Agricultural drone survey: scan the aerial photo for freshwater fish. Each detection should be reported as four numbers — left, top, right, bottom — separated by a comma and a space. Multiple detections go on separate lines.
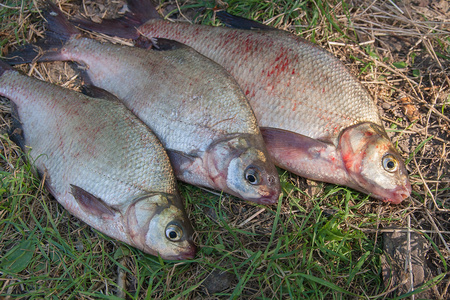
0, 60, 196, 260
73, 0, 411, 203
9, 1, 281, 205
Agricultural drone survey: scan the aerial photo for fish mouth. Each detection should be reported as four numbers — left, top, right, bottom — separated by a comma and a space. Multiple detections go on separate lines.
257, 195, 279, 205
382, 184, 412, 204
253, 185, 280, 205
164, 243, 197, 260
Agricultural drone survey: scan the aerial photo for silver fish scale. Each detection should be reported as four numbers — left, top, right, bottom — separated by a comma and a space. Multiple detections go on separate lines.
63, 37, 259, 154
0, 71, 177, 207
141, 21, 382, 144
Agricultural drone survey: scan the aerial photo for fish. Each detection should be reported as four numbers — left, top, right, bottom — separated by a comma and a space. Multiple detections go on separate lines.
8, 1, 281, 205
72, 0, 411, 204
0, 60, 196, 260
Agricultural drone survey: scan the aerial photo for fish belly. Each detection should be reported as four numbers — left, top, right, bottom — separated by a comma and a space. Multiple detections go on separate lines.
0, 70, 176, 213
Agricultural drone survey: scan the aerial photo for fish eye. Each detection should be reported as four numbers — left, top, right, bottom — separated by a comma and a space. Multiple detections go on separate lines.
382, 154, 398, 173
245, 167, 260, 185
165, 224, 183, 242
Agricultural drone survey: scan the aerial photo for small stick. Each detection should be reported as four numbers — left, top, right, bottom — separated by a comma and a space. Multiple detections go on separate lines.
388, 0, 404, 14
116, 258, 127, 299
425, 210, 450, 257
238, 208, 266, 227
406, 215, 414, 298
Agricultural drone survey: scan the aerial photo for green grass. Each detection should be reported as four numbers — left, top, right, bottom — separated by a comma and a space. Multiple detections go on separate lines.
1, 0, 449, 298
0, 136, 411, 298
0, 148, 447, 297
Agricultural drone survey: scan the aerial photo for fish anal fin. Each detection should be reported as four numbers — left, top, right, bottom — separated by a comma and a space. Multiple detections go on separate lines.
8, 102, 26, 151
260, 127, 351, 185
80, 85, 119, 102
135, 36, 187, 51
70, 185, 117, 220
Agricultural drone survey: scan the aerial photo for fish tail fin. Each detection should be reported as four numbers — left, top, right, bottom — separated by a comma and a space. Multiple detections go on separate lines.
6, 42, 65, 65
6, 1, 78, 65
43, 1, 80, 41
72, 0, 161, 39
127, 0, 162, 23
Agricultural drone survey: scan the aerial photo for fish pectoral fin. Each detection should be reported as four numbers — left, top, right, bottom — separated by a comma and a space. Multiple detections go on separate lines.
70, 185, 118, 220
166, 149, 197, 174
260, 127, 346, 182
166, 149, 209, 185
260, 127, 334, 156
216, 11, 276, 31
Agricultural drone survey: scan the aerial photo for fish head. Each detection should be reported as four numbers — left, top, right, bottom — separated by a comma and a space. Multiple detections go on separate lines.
126, 193, 196, 260
207, 134, 280, 205
339, 123, 411, 204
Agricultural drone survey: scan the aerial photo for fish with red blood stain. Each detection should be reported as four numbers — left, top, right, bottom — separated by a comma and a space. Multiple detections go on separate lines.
0, 60, 196, 260
8, 1, 280, 205
71, 0, 411, 204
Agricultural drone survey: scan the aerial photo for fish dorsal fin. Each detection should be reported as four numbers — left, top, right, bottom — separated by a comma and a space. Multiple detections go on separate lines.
216, 11, 275, 31
70, 185, 118, 219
